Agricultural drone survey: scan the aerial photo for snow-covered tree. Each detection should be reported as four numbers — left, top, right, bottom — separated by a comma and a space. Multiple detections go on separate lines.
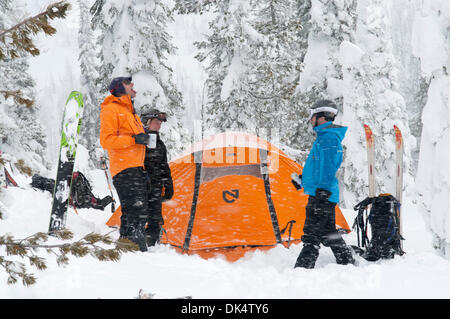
339, 0, 413, 207
0, 56, 46, 162
174, 0, 220, 14
91, 0, 188, 159
413, 0, 450, 258
290, 0, 358, 164
280, 0, 313, 162
78, 0, 102, 155
179, 0, 303, 148
0, 0, 66, 171
248, 0, 303, 142
390, 0, 429, 174
188, 0, 254, 132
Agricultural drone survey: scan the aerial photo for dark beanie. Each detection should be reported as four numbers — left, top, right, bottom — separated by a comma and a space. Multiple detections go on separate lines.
108, 77, 132, 96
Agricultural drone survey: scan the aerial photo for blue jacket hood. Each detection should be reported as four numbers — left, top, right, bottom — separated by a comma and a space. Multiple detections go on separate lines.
314, 121, 348, 142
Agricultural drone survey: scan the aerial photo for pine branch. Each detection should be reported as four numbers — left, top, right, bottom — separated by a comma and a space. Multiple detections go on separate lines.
0, 90, 34, 108
0, 1, 70, 60
174, 0, 220, 14
0, 229, 139, 286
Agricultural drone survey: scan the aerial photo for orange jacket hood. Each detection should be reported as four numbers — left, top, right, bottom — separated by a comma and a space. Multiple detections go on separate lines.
100, 94, 133, 111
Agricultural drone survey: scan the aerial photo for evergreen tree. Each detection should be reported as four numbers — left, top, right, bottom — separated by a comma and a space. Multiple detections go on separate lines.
293, 0, 312, 63
340, 0, 412, 206
78, 0, 102, 156
248, 0, 303, 141
174, 0, 220, 14
289, 0, 357, 163
91, 0, 187, 158
412, 0, 450, 257
179, 0, 302, 148
192, 1, 249, 132
0, 1, 69, 170
0, 0, 69, 109
390, 0, 430, 174
0, 56, 46, 161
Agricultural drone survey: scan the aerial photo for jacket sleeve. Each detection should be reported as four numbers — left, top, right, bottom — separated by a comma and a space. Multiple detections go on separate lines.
316, 134, 341, 190
160, 142, 173, 185
100, 105, 135, 150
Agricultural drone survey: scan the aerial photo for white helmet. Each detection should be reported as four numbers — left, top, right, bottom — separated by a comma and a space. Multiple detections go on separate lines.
309, 99, 338, 121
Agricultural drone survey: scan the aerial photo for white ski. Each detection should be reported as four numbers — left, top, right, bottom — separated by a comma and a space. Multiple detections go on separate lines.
394, 125, 404, 250
364, 124, 376, 198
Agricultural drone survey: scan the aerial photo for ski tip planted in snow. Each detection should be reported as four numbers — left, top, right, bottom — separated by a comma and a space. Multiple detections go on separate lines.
363, 124, 373, 145
393, 125, 403, 141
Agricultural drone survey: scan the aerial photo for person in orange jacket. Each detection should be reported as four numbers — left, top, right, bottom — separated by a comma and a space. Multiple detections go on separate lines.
100, 76, 151, 252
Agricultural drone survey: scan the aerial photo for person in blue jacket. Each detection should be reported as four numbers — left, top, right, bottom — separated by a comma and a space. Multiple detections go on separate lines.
292, 99, 354, 269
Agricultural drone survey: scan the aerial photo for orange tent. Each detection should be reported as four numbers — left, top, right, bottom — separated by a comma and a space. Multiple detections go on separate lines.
106, 132, 350, 261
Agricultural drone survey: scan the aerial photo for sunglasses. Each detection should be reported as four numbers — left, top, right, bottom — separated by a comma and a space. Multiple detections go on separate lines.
122, 79, 132, 85
309, 106, 338, 120
147, 112, 168, 122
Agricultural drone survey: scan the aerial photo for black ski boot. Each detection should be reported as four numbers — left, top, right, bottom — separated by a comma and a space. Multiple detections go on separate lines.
145, 225, 160, 247
330, 244, 355, 265
294, 243, 320, 269
145, 216, 163, 247
126, 217, 148, 252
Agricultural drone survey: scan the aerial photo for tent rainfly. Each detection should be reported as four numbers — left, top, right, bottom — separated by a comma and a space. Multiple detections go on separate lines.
107, 132, 350, 261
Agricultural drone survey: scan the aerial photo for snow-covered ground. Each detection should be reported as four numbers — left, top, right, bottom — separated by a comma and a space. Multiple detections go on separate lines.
1, 147, 450, 299
2, 0, 450, 301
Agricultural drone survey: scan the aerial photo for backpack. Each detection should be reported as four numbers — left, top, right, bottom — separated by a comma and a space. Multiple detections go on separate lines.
31, 171, 113, 210
353, 194, 405, 261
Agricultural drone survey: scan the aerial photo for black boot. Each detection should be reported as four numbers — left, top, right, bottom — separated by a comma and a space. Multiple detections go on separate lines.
294, 243, 320, 269
145, 226, 160, 247
119, 214, 129, 238
330, 244, 355, 265
126, 217, 148, 252
145, 216, 163, 247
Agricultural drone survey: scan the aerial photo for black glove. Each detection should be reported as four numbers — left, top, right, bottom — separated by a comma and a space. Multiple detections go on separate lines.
291, 173, 302, 190
162, 180, 174, 201
134, 133, 149, 145
315, 188, 331, 202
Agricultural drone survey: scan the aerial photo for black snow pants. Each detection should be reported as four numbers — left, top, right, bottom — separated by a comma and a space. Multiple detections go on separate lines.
295, 196, 354, 269
113, 167, 149, 252
145, 178, 164, 247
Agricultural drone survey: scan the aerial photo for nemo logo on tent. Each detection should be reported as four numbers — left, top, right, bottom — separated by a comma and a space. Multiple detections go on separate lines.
222, 189, 239, 203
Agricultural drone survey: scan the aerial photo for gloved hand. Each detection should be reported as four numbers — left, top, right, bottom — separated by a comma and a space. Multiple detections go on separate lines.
162, 180, 174, 201
291, 173, 303, 190
315, 188, 331, 202
134, 133, 149, 145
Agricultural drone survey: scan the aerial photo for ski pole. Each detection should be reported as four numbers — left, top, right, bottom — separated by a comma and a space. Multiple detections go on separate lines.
101, 156, 116, 213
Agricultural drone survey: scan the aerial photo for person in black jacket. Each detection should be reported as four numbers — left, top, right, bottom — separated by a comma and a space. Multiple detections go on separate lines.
141, 109, 174, 247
